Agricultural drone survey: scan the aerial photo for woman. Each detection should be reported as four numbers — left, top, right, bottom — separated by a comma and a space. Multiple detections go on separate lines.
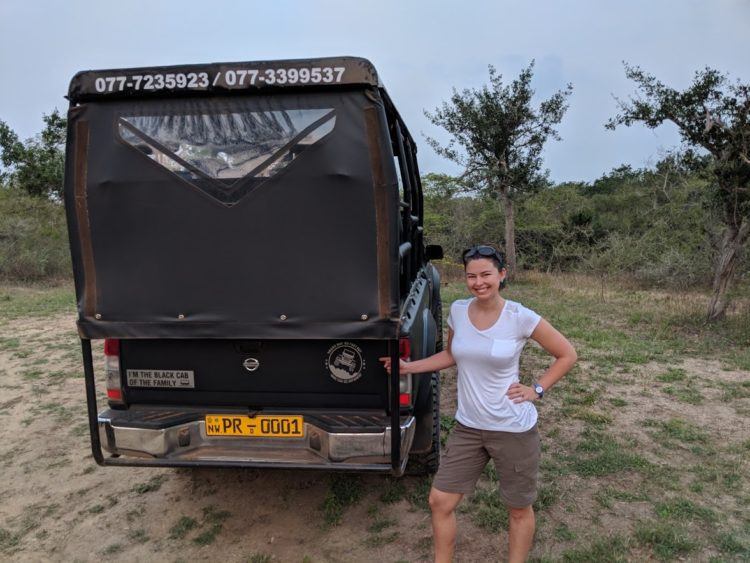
381, 245, 576, 563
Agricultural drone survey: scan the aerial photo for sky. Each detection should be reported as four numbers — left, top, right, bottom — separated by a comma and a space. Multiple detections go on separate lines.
1, 0, 748, 183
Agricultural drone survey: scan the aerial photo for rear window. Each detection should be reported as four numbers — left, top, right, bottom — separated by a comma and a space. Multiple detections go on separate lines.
117, 107, 336, 192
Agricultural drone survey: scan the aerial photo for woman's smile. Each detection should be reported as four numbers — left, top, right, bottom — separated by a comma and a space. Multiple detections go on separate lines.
465, 257, 505, 298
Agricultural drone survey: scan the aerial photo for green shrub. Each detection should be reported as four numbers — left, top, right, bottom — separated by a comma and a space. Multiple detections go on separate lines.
0, 188, 69, 282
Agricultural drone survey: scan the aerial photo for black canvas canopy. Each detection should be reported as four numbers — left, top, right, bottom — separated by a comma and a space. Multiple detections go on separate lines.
64, 58, 404, 340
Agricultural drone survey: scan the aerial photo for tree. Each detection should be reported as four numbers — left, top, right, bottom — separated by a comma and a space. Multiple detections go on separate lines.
0, 110, 66, 199
425, 61, 572, 275
607, 64, 750, 320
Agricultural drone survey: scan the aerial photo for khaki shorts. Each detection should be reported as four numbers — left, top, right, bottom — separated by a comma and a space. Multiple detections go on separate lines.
432, 421, 541, 508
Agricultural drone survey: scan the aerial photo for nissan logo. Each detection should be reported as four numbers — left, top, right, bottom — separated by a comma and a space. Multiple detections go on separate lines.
243, 357, 260, 372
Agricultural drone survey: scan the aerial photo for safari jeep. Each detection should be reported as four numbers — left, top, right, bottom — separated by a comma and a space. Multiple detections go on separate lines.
63, 57, 443, 475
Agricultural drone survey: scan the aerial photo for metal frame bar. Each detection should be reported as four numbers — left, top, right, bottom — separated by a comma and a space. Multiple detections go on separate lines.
81, 338, 104, 464
389, 338, 402, 474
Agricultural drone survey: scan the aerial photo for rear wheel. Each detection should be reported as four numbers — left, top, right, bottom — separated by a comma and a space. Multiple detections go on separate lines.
433, 293, 444, 353
406, 372, 440, 475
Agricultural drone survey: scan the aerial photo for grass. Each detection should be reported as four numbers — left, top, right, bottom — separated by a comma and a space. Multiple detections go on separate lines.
560, 535, 630, 562
0, 284, 75, 321
717, 379, 750, 400
466, 486, 509, 532
33, 402, 74, 424
0, 504, 59, 553
689, 458, 745, 492
0, 273, 747, 561
714, 530, 750, 557
635, 520, 698, 560
643, 418, 709, 448
554, 524, 576, 541
661, 383, 704, 405
562, 407, 612, 425
0, 528, 20, 552
439, 414, 456, 446
406, 476, 431, 511
569, 428, 650, 477
320, 474, 363, 526
657, 368, 687, 382
127, 528, 149, 543
363, 531, 399, 547
654, 497, 717, 523
102, 543, 123, 555
169, 516, 198, 539
593, 486, 648, 509
504, 273, 749, 371
192, 506, 231, 546
363, 507, 399, 547
0, 337, 20, 351
367, 517, 396, 534
379, 478, 406, 504
125, 507, 145, 522
131, 474, 167, 494
533, 484, 560, 512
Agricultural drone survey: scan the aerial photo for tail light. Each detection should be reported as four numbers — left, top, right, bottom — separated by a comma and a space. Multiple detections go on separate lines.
104, 338, 124, 404
398, 336, 412, 407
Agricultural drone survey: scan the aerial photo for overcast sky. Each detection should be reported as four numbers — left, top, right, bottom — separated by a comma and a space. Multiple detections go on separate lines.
1, 0, 748, 182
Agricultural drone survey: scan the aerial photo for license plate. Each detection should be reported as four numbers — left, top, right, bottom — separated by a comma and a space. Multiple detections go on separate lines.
126, 369, 195, 388
204, 415, 305, 438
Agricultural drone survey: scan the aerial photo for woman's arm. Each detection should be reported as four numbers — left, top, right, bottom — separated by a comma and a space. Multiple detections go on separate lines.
380, 329, 456, 374
507, 319, 577, 403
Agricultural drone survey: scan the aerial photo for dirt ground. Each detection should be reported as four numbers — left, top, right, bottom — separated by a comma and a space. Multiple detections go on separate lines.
0, 313, 466, 562
1, 309, 748, 562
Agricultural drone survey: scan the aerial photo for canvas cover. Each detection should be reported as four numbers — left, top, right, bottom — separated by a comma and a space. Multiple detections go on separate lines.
64, 83, 401, 340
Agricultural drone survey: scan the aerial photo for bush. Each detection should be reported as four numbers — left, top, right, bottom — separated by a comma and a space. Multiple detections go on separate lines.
0, 187, 70, 282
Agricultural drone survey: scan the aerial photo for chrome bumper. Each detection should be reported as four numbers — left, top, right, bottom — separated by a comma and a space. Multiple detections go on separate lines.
98, 407, 415, 469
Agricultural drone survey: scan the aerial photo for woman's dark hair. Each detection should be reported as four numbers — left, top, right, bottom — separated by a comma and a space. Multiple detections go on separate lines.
461, 244, 507, 288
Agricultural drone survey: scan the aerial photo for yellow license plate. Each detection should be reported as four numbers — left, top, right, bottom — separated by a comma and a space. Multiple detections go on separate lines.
205, 415, 304, 438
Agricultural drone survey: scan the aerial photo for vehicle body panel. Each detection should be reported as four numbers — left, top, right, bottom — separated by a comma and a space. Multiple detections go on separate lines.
64, 57, 441, 475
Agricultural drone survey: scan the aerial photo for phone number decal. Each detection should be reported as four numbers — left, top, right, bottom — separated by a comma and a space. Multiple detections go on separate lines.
93, 66, 347, 93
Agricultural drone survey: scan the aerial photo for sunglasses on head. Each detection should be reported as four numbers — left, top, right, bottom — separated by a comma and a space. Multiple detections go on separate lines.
462, 245, 505, 265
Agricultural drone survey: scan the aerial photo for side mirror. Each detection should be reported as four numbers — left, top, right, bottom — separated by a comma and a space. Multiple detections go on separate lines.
425, 245, 444, 261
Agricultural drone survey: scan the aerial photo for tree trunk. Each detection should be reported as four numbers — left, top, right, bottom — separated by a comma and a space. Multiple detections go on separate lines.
499, 187, 517, 278
707, 219, 749, 321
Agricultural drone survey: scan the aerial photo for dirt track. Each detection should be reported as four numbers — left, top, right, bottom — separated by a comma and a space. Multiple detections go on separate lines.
2, 306, 748, 562
0, 313, 467, 562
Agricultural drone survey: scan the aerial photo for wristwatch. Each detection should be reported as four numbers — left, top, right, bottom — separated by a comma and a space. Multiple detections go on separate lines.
533, 383, 544, 399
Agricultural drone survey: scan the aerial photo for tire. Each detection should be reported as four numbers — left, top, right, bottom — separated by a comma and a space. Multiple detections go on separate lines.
433, 293, 444, 353
406, 372, 441, 475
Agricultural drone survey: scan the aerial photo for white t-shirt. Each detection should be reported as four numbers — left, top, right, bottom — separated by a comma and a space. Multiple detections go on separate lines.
447, 298, 542, 432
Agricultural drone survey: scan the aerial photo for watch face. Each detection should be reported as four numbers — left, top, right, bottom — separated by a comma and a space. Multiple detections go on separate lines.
534, 385, 543, 394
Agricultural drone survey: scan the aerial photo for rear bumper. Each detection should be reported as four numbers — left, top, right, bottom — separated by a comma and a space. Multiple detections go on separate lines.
97, 406, 415, 472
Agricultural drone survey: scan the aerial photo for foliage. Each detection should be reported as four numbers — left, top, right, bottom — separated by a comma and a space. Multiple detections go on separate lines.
0, 110, 66, 199
0, 187, 70, 282
425, 62, 572, 272
423, 173, 503, 260
425, 61, 572, 194
607, 64, 750, 319
423, 156, 740, 289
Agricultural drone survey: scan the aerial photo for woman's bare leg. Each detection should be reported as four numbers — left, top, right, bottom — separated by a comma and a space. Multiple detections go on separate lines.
429, 487, 463, 563
508, 505, 535, 563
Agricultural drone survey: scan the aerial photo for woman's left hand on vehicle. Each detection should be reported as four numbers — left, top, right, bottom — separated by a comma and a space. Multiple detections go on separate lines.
379, 356, 413, 375
506, 382, 538, 403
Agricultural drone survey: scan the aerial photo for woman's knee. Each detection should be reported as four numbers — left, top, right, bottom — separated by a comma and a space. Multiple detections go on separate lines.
429, 488, 462, 515
508, 505, 534, 521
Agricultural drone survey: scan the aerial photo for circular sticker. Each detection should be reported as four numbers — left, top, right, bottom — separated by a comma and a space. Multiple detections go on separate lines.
325, 342, 365, 383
